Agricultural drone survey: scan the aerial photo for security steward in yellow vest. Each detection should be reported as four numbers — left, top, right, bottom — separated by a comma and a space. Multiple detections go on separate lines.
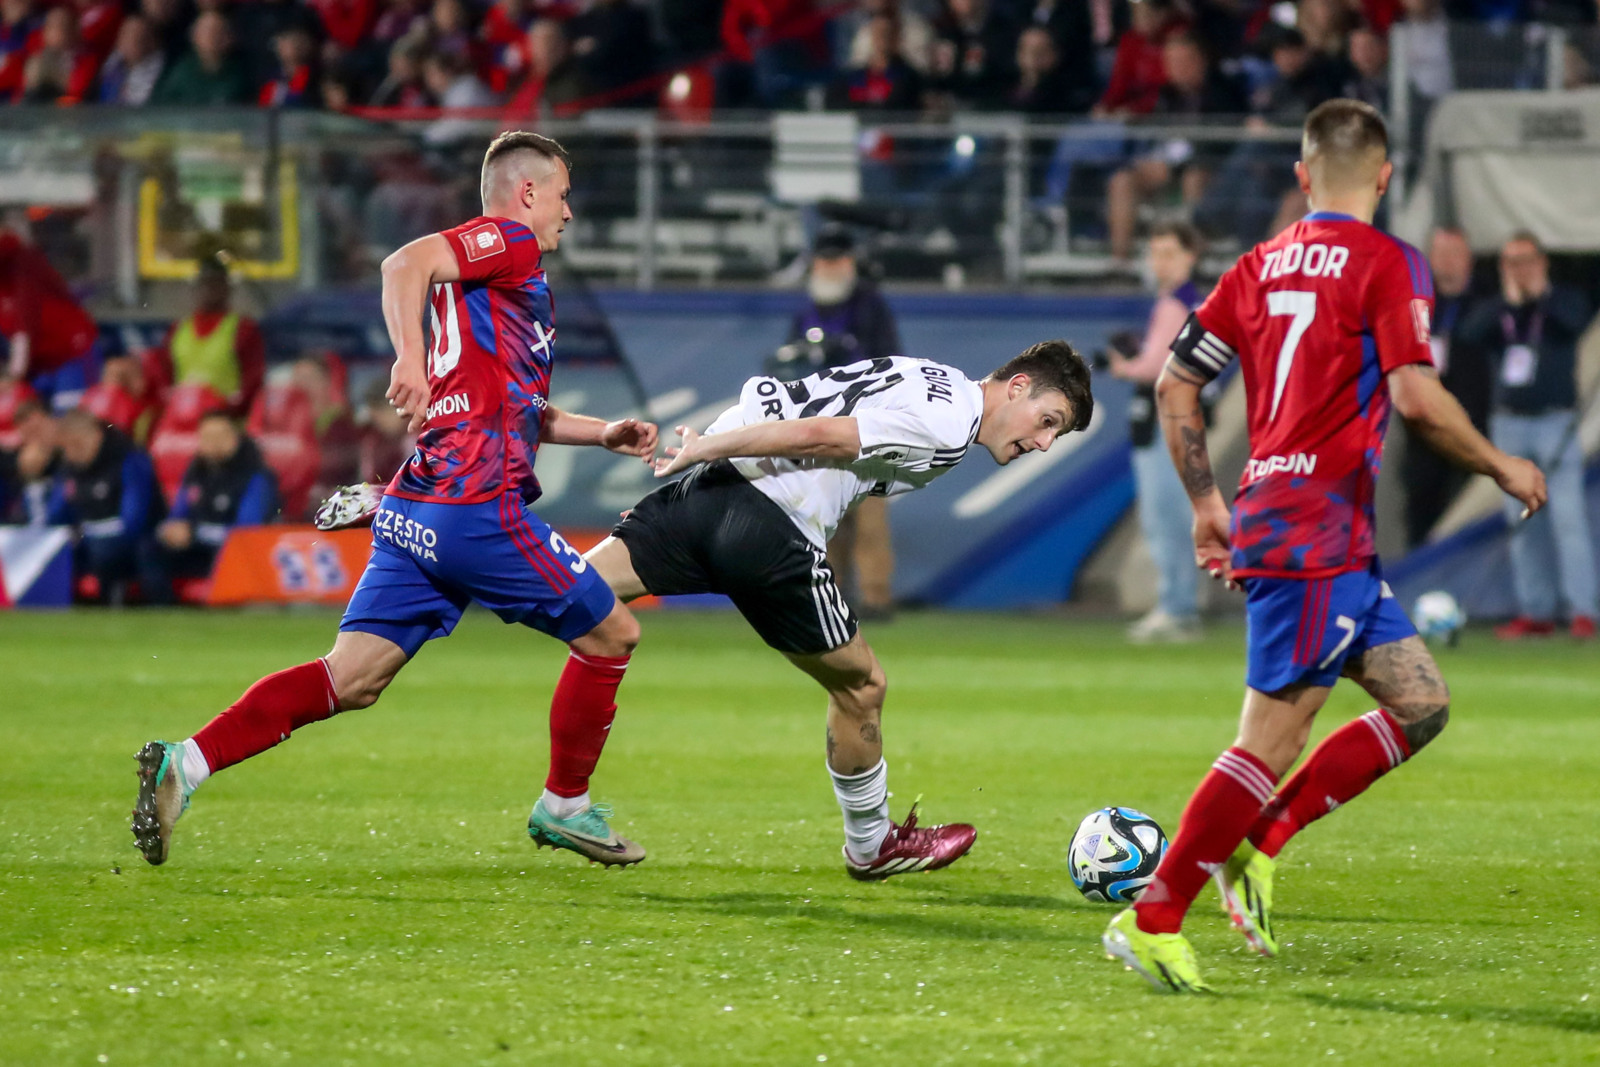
150, 258, 265, 417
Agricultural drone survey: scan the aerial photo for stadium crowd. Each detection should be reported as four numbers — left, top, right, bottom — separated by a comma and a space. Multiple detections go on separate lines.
0, 0, 1591, 114
0, 247, 415, 604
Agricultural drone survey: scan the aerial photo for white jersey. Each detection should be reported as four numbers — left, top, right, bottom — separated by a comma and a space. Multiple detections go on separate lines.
704, 357, 984, 547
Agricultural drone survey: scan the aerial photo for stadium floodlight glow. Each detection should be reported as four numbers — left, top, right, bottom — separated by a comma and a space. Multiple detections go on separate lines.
667, 73, 692, 102
954, 135, 976, 158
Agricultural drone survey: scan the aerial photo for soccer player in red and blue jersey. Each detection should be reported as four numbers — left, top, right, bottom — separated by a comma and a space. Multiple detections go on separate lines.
131, 132, 660, 869
1102, 100, 1548, 992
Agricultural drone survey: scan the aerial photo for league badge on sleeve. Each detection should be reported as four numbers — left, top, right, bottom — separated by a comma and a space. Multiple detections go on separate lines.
1410, 299, 1431, 344
460, 223, 506, 263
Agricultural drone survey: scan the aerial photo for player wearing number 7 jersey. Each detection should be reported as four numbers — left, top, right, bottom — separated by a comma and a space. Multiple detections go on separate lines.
1102, 100, 1548, 992
130, 133, 661, 869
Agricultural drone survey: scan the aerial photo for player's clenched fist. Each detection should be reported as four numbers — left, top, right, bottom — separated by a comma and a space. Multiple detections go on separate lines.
1191, 492, 1235, 589
387, 357, 431, 434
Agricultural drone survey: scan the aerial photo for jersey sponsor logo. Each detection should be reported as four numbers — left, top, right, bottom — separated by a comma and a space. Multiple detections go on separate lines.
373, 507, 439, 561
1259, 243, 1348, 282
459, 223, 505, 263
1245, 452, 1318, 482
1410, 298, 1431, 344
427, 392, 471, 420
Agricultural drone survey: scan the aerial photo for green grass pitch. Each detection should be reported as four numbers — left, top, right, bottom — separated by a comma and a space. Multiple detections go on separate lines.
3, 608, 1598, 1065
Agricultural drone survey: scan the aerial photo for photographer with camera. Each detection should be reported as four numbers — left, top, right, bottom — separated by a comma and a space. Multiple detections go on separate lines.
1104, 222, 1210, 643
767, 224, 901, 622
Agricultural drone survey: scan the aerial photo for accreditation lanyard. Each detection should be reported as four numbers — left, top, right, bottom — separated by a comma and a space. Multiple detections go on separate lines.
1499, 303, 1543, 388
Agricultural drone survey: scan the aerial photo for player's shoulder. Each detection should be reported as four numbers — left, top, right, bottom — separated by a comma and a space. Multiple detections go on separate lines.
440, 215, 541, 269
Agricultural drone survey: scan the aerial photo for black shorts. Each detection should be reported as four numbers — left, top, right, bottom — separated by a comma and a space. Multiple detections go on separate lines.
613, 460, 858, 656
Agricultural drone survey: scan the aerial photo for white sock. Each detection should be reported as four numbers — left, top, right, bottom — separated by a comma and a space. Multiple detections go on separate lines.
830, 759, 891, 863
540, 789, 589, 819
179, 738, 210, 792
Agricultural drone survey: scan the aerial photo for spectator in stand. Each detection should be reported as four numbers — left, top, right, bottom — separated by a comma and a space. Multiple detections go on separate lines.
291, 356, 360, 516
140, 409, 278, 604
1342, 22, 1389, 110
319, 55, 363, 109
233, 0, 311, 89
720, 0, 828, 108
1104, 33, 1246, 265
427, 0, 477, 65
355, 374, 413, 484
140, 0, 188, 65
259, 22, 321, 107
1403, 226, 1489, 546
992, 24, 1076, 114
827, 13, 923, 113
1194, 26, 1346, 245
20, 6, 101, 103
1015, 0, 1100, 113
1108, 221, 1210, 643
506, 17, 591, 115
98, 14, 167, 105
1396, 0, 1452, 150
372, 0, 428, 52
84, 354, 160, 443
0, 226, 101, 413
1093, 0, 1186, 118
148, 258, 266, 419
46, 407, 163, 605
567, 0, 654, 101
0, 0, 41, 102
1459, 233, 1596, 641
0, 397, 55, 524
420, 50, 499, 145
309, 0, 377, 55
1297, 0, 1354, 58
846, 0, 934, 73
150, 11, 252, 106
929, 0, 1016, 107
73, 0, 123, 61
369, 32, 431, 107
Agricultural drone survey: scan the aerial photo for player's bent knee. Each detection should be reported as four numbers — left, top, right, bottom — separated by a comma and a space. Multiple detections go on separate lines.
1399, 704, 1449, 753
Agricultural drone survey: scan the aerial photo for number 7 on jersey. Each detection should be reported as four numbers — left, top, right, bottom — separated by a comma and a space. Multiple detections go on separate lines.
1267, 290, 1317, 422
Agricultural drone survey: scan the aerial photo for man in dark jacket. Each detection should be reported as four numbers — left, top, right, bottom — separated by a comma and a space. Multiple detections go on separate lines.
1458, 233, 1596, 640
139, 410, 278, 604
46, 408, 164, 603
779, 225, 901, 621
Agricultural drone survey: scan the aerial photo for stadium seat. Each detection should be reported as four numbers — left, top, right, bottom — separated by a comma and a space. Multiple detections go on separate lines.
148, 383, 229, 505
248, 382, 321, 519
0, 378, 40, 448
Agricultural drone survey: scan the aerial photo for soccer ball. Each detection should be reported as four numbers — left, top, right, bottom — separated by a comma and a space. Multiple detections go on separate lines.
1068, 807, 1168, 904
1413, 590, 1466, 646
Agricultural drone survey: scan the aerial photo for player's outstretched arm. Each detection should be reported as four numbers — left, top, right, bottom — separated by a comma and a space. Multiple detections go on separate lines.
380, 233, 460, 433
1157, 360, 1235, 585
1388, 363, 1547, 519
653, 418, 861, 478
540, 406, 659, 460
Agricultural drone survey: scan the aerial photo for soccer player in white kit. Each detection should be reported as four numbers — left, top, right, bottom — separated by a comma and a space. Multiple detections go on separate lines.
587, 341, 1094, 879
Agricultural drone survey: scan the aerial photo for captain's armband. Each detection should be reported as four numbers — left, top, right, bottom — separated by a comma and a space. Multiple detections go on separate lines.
1168, 313, 1236, 384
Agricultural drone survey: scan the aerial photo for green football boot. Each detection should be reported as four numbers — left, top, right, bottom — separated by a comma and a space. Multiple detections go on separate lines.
1102, 908, 1212, 994
1215, 840, 1279, 957
131, 741, 193, 866
528, 798, 646, 866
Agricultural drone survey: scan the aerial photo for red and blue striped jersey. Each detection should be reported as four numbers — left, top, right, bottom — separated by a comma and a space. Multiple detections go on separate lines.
387, 216, 555, 505
1189, 212, 1435, 578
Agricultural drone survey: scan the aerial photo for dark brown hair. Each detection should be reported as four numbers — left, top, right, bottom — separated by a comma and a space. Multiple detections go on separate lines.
1149, 220, 1202, 256
990, 340, 1094, 433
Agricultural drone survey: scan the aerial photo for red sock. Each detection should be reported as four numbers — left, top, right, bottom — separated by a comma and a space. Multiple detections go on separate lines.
1134, 747, 1278, 934
544, 651, 630, 798
1248, 709, 1410, 859
192, 660, 341, 774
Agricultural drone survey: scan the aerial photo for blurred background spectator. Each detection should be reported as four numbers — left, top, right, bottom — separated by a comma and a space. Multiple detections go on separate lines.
47, 407, 163, 604
97, 14, 166, 104
150, 10, 250, 106
147, 258, 266, 419
140, 408, 278, 603
845, 0, 933, 74
506, 16, 591, 114
0, 224, 101, 412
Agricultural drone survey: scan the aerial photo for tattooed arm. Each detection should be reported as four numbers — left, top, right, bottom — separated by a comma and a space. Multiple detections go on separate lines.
1156, 359, 1234, 584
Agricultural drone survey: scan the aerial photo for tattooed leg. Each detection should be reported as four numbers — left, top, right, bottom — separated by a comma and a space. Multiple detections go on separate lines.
786, 632, 886, 776
1344, 635, 1451, 751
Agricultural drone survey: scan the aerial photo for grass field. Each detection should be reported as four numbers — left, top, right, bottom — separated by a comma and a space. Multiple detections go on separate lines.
3, 608, 1598, 1066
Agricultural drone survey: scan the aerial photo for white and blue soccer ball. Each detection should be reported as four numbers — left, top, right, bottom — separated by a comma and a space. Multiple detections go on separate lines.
1413, 590, 1466, 646
1068, 806, 1168, 904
